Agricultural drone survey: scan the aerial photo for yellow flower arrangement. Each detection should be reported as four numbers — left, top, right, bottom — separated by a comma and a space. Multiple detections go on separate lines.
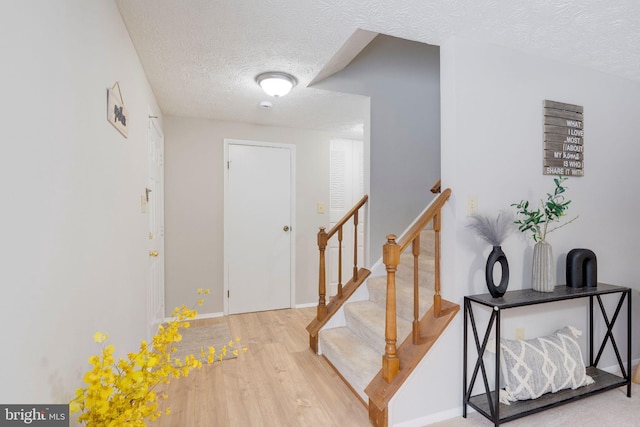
70, 288, 244, 426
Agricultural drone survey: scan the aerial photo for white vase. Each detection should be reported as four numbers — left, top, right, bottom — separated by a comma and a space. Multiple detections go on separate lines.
532, 240, 555, 292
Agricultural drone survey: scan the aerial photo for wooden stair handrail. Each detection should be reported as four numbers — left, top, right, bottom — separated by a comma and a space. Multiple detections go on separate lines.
430, 179, 441, 194
325, 194, 368, 239
381, 188, 452, 384
308, 194, 369, 353
397, 188, 450, 253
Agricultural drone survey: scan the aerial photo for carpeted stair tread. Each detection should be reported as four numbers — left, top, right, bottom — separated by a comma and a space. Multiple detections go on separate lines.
396, 253, 435, 284
394, 229, 436, 256
317, 226, 438, 404
366, 276, 435, 321
419, 229, 436, 256
318, 326, 382, 402
344, 301, 412, 354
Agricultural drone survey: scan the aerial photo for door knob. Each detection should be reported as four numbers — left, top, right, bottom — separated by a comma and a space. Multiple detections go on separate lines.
149, 251, 159, 257
283, 225, 290, 232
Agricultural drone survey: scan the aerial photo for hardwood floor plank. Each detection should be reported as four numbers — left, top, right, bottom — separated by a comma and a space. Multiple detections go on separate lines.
292, 349, 370, 425
259, 343, 336, 426
150, 307, 369, 426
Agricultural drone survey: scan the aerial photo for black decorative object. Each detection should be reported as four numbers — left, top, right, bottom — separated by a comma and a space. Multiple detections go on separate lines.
566, 248, 597, 288
485, 245, 509, 297
467, 212, 514, 298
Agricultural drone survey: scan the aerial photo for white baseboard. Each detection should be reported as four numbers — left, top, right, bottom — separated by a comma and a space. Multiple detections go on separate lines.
601, 357, 640, 374
164, 304, 322, 323
393, 358, 640, 427
163, 311, 224, 323
393, 407, 471, 427
194, 311, 225, 319
295, 302, 318, 309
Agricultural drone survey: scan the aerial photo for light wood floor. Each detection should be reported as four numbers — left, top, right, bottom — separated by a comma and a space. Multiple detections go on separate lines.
149, 307, 370, 427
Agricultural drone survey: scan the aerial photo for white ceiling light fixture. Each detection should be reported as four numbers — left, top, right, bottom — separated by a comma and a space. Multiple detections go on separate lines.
256, 72, 297, 97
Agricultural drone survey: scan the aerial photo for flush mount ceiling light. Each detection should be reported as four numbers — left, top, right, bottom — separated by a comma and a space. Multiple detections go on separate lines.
255, 72, 297, 97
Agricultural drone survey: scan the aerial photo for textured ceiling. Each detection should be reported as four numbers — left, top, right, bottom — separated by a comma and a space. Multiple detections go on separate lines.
116, 0, 640, 138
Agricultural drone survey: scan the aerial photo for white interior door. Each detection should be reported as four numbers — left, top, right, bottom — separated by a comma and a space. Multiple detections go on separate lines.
328, 138, 364, 296
225, 140, 294, 314
147, 117, 165, 332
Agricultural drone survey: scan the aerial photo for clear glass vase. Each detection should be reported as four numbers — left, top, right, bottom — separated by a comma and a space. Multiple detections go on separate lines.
532, 240, 554, 292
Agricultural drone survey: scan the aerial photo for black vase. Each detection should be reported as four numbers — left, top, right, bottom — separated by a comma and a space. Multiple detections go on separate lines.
566, 248, 597, 288
485, 245, 509, 298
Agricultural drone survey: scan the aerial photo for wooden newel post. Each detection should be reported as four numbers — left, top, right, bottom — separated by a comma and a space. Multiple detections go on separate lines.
382, 234, 400, 383
317, 227, 329, 320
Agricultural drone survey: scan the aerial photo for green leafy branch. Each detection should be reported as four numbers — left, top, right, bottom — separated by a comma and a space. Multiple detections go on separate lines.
511, 176, 578, 242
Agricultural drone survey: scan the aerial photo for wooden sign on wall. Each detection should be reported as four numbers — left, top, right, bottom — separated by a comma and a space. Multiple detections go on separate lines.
107, 82, 129, 138
543, 100, 583, 176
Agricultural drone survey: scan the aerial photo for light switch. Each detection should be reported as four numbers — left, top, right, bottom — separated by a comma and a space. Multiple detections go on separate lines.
317, 202, 325, 214
466, 195, 478, 216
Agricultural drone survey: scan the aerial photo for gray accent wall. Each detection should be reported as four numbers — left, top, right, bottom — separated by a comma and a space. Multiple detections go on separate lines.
312, 35, 440, 261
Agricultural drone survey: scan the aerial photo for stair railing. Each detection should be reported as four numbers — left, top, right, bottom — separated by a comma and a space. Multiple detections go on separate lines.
316, 194, 369, 320
430, 179, 441, 194
307, 195, 371, 353
382, 188, 452, 383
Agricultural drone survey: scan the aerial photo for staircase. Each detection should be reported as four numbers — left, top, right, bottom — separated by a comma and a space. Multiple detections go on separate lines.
306, 188, 459, 427
318, 229, 436, 402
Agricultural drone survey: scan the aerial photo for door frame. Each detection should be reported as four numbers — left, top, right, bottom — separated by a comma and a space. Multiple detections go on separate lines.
328, 138, 365, 297
147, 111, 165, 339
223, 139, 296, 315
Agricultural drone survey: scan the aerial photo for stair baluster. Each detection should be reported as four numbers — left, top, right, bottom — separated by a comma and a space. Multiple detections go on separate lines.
337, 226, 343, 298
382, 235, 400, 383
412, 235, 421, 344
353, 209, 359, 281
433, 211, 442, 317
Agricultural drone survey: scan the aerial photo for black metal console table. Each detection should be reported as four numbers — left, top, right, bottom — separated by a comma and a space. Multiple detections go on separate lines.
463, 283, 631, 426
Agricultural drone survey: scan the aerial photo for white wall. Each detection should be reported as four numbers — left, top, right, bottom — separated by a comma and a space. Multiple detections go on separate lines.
392, 36, 640, 425
0, 1, 162, 407
163, 117, 333, 314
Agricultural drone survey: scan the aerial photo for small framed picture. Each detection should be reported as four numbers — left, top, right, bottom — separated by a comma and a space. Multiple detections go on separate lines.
107, 82, 129, 138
